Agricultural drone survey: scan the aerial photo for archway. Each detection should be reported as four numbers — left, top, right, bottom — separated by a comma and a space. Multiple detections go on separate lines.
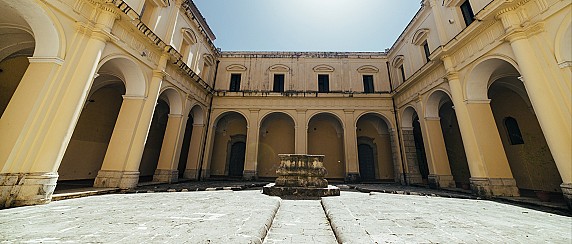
401, 107, 429, 184
209, 111, 248, 177
57, 76, 125, 188
356, 113, 395, 182
308, 113, 345, 179
177, 105, 205, 179
489, 76, 562, 199
257, 112, 295, 178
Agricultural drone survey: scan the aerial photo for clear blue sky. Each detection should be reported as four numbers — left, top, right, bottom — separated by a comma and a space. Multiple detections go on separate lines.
193, 0, 421, 52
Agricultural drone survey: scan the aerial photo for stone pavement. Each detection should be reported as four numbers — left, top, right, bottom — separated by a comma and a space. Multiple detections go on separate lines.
263, 200, 337, 243
1, 189, 570, 243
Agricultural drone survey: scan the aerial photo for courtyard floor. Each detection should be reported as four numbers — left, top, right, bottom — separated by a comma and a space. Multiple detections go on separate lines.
1, 185, 570, 243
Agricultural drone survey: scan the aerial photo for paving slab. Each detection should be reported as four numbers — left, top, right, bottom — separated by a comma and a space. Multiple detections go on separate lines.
0, 190, 280, 243
263, 200, 337, 244
322, 191, 572, 244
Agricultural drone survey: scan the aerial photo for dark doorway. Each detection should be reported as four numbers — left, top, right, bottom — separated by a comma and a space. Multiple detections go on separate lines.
177, 114, 193, 178
228, 141, 246, 177
358, 144, 376, 181
413, 116, 430, 182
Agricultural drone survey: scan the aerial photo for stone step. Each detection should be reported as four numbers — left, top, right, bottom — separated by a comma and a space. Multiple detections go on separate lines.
263, 200, 338, 243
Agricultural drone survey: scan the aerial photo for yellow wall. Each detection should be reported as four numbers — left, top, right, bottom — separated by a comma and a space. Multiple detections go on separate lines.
356, 117, 394, 180
0, 56, 29, 117
257, 115, 295, 178
139, 100, 169, 178
490, 85, 562, 192
308, 116, 345, 179
210, 114, 247, 176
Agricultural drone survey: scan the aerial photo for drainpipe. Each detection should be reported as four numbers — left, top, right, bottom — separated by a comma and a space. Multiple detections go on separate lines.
386, 61, 408, 185
197, 60, 220, 181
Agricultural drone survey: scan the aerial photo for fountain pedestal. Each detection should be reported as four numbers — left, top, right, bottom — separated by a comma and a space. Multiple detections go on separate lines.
262, 154, 340, 199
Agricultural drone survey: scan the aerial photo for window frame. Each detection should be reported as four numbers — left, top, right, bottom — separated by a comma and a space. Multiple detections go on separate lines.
317, 74, 330, 93
362, 75, 375, 93
504, 117, 525, 145
229, 73, 242, 92
460, 0, 475, 27
422, 41, 431, 62
273, 74, 285, 92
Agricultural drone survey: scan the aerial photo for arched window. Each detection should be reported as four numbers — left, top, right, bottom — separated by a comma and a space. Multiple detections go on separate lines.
504, 117, 524, 145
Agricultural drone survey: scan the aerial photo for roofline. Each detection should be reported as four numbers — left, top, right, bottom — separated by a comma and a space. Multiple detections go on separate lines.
220, 51, 387, 58
187, 0, 216, 41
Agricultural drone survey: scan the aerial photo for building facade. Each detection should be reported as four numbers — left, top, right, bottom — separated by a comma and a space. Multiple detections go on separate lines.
0, 0, 570, 208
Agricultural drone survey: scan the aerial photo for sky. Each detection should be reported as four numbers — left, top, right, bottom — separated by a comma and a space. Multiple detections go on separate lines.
193, 0, 422, 52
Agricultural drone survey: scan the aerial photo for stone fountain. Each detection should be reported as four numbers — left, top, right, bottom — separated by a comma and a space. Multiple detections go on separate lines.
262, 154, 340, 198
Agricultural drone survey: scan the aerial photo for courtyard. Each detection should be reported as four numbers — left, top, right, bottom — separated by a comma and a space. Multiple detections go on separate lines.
1, 184, 570, 243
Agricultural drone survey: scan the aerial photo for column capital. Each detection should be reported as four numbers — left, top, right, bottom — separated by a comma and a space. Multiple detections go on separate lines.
296, 108, 307, 113
152, 70, 167, 79
465, 99, 491, 104
28, 57, 65, 65
425, 117, 441, 121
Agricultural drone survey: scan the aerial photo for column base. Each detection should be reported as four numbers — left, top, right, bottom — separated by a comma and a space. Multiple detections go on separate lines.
345, 173, 360, 183
94, 170, 139, 189
560, 183, 572, 209
153, 169, 178, 183
405, 173, 423, 185
200, 169, 210, 179
0, 172, 58, 208
470, 177, 520, 197
428, 174, 455, 189
183, 169, 199, 180
243, 170, 257, 180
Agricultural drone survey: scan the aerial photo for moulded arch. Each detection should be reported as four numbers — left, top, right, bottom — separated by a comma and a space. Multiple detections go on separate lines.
97, 55, 147, 97
412, 28, 430, 45
259, 111, 297, 128
307, 111, 345, 129
391, 55, 405, 68
555, 14, 571, 67
268, 64, 290, 72
425, 89, 453, 118
313, 64, 335, 72
189, 104, 206, 125
212, 110, 250, 129
357, 65, 380, 73
158, 87, 183, 115
355, 111, 395, 130
465, 55, 520, 101
226, 64, 247, 71
181, 28, 198, 44
401, 106, 418, 128
1, 0, 64, 59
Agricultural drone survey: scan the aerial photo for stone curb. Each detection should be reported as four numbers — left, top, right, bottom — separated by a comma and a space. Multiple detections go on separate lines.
321, 197, 374, 244
122, 183, 268, 194
351, 186, 479, 200
51, 188, 120, 201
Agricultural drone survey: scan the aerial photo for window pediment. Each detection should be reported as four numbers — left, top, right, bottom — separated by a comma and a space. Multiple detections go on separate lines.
182, 28, 197, 44
226, 64, 247, 71
269, 64, 290, 72
313, 64, 335, 72
412, 28, 430, 45
357, 65, 379, 73
391, 55, 405, 68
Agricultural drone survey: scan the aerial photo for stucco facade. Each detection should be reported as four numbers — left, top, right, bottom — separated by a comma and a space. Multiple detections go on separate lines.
0, 0, 570, 208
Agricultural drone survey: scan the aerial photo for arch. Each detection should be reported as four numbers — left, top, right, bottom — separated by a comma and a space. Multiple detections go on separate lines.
307, 111, 345, 129
189, 104, 205, 125
313, 64, 335, 72
203, 54, 215, 66
355, 111, 395, 131
268, 64, 290, 72
555, 12, 571, 67
158, 87, 183, 115
0, 0, 64, 59
465, 55, 520, 101
391, 55, 405, 68
181, 28, 198, 44
209, 110, 248, 177
97, 55, 147, 97
357, 65, 380, 73
412, 28, 430, 45
257, 112, 296, 177
226, 64, 247, 71
308, 112, 346, 179
212, 110, 250, 129
0, 24, 34, 61
259, 111, 297, 128
425, 89, 453, 118
401, 106, 418, 128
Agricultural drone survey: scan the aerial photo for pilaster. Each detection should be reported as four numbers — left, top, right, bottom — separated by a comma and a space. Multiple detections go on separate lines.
243, 109, 260, 180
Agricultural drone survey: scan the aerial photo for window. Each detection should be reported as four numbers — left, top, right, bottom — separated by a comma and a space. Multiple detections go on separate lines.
273, 74, 285, 92
422, 41, 431, 62
318, 74, 329, 93
460, 0, 475, 27
229, 74, 241, 92
140, 0, 157, 27
363, 75, 374, 93
399, 65, 406, 82
504, 117, 524, 145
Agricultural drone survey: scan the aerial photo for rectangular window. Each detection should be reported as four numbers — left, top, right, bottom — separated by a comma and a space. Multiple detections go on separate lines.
422, 41, 431, 62
318, 74, 329, 93
399, 65, 406, 82
460, 0, 475, 27
273, 74, 285, 92
140, 0, 157, 27
363, 75, 374, 93
229, 74, 241, 92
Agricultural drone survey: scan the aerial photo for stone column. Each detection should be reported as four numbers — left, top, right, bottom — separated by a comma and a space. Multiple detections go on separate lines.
401, 128, 423, 184
0, 6, 117, 207
243, 109, 260, 179
443, 65, 518, 197
498, 10, 571, 205
343, 109, 359, 182
153, 114, 185, 183
389, 128, 405, 184
294, 109, 307, 154
422, 117, 455, 188
95, 55, 168, 189
184, 123, 206, 179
